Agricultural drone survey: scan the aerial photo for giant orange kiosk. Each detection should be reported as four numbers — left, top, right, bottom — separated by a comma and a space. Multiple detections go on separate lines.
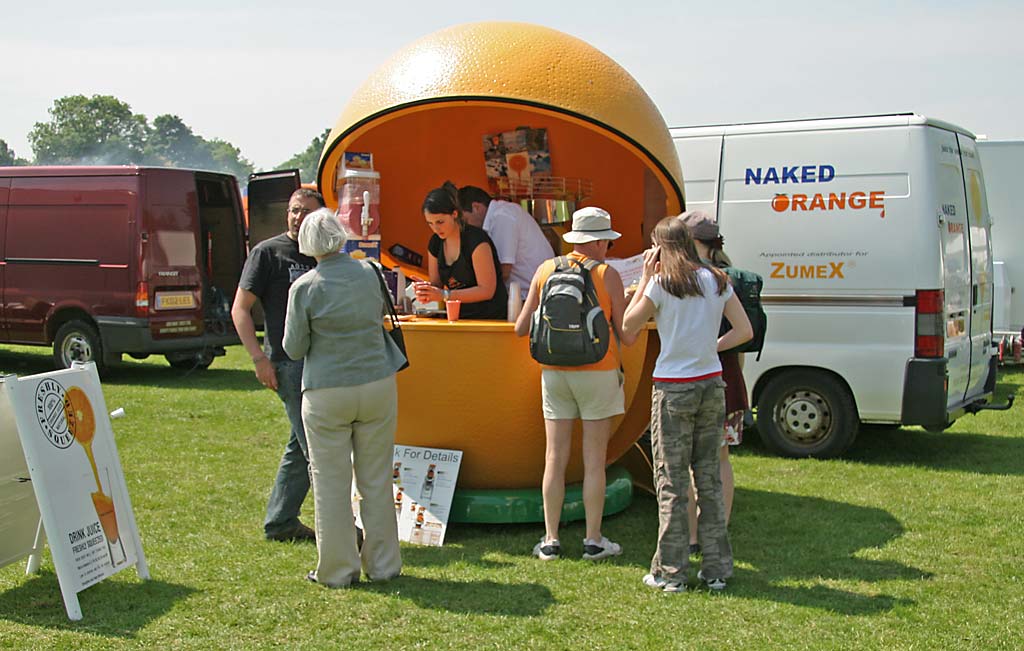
317, 22, 684, 522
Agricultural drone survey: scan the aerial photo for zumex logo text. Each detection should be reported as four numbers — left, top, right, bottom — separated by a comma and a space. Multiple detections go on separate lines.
746, 164, 886, 218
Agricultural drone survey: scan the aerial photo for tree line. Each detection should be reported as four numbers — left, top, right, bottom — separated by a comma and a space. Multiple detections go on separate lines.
1, 94, 328, 183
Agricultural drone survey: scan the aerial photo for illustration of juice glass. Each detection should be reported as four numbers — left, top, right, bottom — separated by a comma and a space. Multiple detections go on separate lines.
66, 386, 125, 566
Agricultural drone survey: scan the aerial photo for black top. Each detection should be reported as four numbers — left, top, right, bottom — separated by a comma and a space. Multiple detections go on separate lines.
238, 233, 316, 361
428, 225, 507, 320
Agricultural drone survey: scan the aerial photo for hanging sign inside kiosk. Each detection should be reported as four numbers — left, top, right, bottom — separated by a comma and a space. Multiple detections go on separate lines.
0, 362, 148, 620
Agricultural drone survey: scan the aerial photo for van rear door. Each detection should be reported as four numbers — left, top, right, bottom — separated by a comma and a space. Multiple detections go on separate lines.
957, 134, 994, 400
932, 128, 973, 406
142, 170, 206, 341
247, 170, 301, 248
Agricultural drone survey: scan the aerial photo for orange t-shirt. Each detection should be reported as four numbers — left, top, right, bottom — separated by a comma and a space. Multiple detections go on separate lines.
532, 252, 620, 372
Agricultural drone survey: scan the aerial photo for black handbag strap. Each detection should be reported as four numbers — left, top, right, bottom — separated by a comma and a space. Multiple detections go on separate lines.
370, 262, 401, 332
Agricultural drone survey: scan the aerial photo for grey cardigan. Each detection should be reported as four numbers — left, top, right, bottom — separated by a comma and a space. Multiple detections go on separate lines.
283, 253, 406, 390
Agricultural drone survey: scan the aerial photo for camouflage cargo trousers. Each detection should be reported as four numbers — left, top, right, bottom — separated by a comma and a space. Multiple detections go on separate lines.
649, 377, 734, 583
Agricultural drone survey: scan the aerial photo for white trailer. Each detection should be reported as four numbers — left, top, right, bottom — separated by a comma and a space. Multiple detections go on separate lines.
977, 139, 1024, 362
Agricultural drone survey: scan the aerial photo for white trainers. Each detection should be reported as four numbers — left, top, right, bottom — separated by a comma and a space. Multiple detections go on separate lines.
697, 570, 727, 591
642, 573, 686, 592
532, 538, 561, 561
582, 536, 622, 561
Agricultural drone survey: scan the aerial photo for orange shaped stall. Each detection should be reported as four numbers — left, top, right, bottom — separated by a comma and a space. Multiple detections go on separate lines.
317, 22, 684, 493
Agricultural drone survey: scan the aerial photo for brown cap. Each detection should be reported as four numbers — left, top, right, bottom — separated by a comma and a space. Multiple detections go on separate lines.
679, 210, 719, 241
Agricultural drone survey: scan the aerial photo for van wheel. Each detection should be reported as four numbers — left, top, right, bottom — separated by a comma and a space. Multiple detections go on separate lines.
165, 351, 214, 371
756, 370, 858, 458
53, 320, 106, 373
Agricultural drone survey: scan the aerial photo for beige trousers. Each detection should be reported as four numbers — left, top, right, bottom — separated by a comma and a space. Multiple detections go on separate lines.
301, 375, 402, 587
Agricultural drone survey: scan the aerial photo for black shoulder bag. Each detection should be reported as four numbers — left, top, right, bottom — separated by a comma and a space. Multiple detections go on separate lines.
370, 263, 410, 371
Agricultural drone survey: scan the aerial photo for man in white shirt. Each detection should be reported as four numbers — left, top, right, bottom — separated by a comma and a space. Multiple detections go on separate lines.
458, 186, 553, 299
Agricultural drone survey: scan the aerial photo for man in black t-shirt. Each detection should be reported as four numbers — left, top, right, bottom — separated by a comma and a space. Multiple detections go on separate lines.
231, 188, 322, 541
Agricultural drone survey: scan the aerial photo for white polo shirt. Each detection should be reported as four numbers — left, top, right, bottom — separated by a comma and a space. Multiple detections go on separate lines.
482, 200, 553, 298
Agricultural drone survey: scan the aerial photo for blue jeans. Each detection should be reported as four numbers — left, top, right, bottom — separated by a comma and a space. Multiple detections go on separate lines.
263, 358, 311, 538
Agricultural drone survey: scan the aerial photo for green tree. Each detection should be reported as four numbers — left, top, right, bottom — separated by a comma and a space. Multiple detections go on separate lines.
0, 139, 28, 166
206, 139, 254, 180
28, 94, 147, 164
27, 96, 255, 182
145, 114, 213, 169
278, 128, 331, 183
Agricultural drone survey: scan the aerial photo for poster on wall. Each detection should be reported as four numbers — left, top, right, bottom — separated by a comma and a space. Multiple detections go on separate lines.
2, 362, 148, 620
390, 444, 462, 547
482, 127, 551, 191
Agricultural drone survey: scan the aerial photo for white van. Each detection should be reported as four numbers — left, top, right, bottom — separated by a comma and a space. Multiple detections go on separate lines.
976, 140, 1024, 339
671, 113, 1013, 457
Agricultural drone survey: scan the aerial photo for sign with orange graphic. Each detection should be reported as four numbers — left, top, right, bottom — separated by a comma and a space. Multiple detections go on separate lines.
0, 362, 148, 620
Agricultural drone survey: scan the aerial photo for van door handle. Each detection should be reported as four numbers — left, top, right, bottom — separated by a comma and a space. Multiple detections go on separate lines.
948, 349, 958, 359
972, 284, 979, 305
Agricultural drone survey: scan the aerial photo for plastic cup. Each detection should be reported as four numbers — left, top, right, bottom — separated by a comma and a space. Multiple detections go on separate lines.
445, 299, 461, 322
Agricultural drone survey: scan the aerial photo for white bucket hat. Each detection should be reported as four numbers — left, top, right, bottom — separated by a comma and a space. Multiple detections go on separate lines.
562, 207, 622, 244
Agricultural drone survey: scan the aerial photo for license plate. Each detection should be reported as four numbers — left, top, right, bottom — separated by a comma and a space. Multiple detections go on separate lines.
155, 292, 196, 310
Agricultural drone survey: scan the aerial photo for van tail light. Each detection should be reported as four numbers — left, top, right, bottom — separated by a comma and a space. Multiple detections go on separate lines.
135, 281, 150, 317
915, 289, 944, 358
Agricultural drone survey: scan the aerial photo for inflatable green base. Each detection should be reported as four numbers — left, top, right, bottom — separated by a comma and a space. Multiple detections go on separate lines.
448, 465, 633, 524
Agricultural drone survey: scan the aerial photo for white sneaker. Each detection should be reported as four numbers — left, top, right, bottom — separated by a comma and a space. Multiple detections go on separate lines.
582, 536, 622, 560
642, 573, 685, 592
532, 538, 561, 561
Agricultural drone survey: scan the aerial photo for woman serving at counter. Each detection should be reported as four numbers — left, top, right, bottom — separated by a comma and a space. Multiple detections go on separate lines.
415, 181, 508, 320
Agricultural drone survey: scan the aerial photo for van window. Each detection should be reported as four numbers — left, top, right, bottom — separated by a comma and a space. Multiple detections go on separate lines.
937, 159, 970, 314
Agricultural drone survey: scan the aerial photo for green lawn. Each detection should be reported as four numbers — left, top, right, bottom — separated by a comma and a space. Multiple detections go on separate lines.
1, 346, 1021, 650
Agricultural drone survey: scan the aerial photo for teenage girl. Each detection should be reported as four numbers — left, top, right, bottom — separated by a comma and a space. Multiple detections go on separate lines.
622, 216, 752, 592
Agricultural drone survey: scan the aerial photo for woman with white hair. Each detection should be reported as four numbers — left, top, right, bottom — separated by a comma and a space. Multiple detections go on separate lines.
283, 208, 406, 587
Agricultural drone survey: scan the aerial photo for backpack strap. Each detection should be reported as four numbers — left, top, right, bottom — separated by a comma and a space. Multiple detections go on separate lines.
541, 256, 571, 303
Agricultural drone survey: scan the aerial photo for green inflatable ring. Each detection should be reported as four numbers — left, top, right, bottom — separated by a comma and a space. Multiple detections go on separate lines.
449, 465, 633, 524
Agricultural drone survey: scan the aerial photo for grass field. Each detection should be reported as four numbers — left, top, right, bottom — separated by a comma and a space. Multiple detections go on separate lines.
1, 345, 1021, 650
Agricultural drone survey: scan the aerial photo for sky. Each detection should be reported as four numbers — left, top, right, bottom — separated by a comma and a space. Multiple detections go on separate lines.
2, 0, 1022, 170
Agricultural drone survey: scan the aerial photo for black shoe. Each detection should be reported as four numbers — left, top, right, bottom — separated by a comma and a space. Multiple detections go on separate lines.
267, 522, 316, 542
305, 571, 318, 584
689, 543, 701, 556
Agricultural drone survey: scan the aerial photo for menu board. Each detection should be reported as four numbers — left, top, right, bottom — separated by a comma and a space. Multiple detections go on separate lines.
605, 253, 645, 290
390, 445, 462, 546
1, 362, 148, 620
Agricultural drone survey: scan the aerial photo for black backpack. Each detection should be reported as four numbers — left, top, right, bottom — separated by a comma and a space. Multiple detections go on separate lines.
718, 266, 767, 359
529, 256, 610, 366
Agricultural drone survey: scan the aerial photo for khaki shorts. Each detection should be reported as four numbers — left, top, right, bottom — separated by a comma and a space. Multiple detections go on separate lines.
541, 369, 625, 421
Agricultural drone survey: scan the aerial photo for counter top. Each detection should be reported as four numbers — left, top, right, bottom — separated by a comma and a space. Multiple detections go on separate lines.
393, 316, 656, 332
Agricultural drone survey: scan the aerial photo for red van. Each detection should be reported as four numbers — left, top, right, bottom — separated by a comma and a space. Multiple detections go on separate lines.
0, 166, 247, 372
